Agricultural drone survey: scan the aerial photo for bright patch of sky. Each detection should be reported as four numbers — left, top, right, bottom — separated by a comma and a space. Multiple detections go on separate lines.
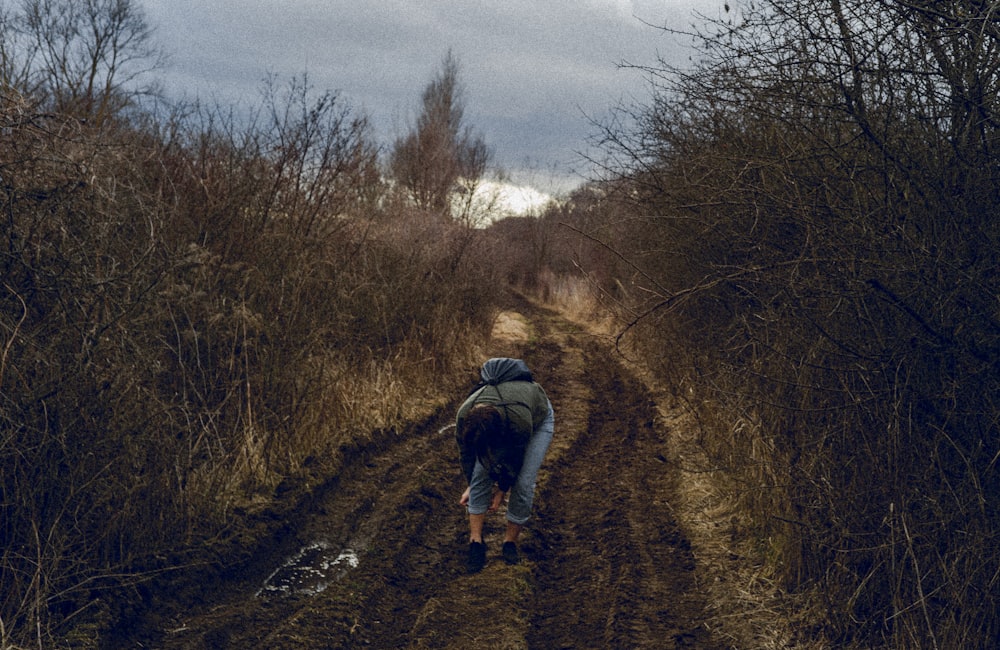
478, 181, 555, 219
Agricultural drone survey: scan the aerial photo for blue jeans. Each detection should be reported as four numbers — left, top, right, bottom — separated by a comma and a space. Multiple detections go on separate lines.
467, 404, 554, 525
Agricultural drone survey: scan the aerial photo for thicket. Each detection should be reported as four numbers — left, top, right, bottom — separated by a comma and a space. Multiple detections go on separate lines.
0, 4, 502, 646
557, 1, 1000, 647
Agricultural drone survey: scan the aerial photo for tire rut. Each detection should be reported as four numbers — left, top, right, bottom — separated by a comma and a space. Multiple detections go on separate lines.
527, 340, 722, 649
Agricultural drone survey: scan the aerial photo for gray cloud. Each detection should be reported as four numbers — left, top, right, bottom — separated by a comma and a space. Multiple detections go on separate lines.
141, 0, 706, 193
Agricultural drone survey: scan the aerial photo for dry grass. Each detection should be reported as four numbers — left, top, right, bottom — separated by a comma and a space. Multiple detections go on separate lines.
537, 270, 619, 337
490, 311, 532, 343
663, 412, 830, 649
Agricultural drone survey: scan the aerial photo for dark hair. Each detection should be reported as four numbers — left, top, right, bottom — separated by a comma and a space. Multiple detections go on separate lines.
463, 403, 504, 459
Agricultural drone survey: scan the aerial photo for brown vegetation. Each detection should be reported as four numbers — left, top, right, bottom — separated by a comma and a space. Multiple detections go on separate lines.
547, 1, 1000, 647
0, 3, 502, 645
2, 0, 999, 647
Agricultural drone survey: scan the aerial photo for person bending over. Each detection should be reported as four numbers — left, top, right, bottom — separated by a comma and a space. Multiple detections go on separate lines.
455, 358, 554, 573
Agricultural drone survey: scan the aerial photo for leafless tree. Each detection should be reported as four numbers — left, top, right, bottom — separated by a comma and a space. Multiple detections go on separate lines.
389, 50, 491, 221
12, 0, 164, 122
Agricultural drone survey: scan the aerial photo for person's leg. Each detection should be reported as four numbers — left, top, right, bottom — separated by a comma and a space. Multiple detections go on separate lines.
504, 521, 523, 544
467, 459, 492, 542
502, 407, 552, 566
466, 460, 493, 572
469, 512, 486, 543
505, 405, 554, 530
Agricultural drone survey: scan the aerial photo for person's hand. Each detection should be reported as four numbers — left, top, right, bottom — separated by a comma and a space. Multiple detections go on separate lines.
488, 487, 505, 513
459, 486, 471, 506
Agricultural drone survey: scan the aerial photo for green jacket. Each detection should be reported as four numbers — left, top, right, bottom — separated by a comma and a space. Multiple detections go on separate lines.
455, 380, 551, 490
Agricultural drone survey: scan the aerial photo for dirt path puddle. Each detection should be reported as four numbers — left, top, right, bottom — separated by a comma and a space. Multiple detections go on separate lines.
255, 541, 359, 597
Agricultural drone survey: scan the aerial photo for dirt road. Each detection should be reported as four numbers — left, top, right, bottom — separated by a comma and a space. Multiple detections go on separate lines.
117, 301, 724, 648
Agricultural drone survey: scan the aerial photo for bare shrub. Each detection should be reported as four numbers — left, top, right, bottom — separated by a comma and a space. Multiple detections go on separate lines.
576, 0, 1000, 646
0, 57, 505, 644
0, 89, 179, 644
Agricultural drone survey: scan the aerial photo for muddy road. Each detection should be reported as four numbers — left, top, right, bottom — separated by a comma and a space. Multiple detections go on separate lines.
119, 302, 725, 648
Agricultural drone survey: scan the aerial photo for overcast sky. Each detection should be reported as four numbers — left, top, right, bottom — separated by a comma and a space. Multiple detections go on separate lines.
141, 1, 714, 195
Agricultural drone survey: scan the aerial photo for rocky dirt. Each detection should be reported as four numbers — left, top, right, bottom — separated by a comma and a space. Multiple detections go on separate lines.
114, 300, 729, 649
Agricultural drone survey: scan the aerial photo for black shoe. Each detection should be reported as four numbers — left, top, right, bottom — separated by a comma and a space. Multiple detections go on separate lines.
502, 541, 519, 565
467, 541, 486, 573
